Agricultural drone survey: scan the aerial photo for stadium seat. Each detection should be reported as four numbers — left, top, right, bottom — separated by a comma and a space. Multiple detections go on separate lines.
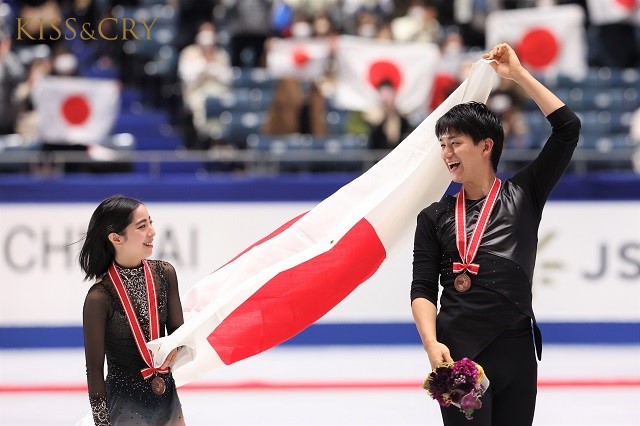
555, 67, 640, 89
579, 132, 636, 152
205, 88, 275, 117
577, 110, 633, 135
325, 109, 352, 135
555, 87, 640, 112
245, 134, 370, 172
231, 67, 278, 90
210, 111, 267, 148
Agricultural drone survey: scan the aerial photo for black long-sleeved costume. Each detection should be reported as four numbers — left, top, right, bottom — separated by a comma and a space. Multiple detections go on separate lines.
83, 260, 185, 425
411, 106, 581, 362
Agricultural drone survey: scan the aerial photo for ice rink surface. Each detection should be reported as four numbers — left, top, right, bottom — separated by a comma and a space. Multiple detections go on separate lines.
1, 345, 639, 426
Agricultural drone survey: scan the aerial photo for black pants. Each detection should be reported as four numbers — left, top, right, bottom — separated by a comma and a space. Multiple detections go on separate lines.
440, 327, 538, 426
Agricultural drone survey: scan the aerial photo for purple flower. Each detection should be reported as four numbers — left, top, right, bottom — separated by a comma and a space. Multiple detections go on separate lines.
423, 359, 489, 417
452, 358, 480, 382
448, 389, 466, 404
428, 366, 453, 396
461, 389, 483, 411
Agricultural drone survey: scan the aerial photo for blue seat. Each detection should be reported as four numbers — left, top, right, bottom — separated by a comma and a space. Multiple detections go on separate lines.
555, 67, 640, 89
134, 134, 183, 151
205, 88, 274, 117
112, 111, 169, 138
245, 134, 370, 172
556, 87, 640, 112
578, 110, 633, 135
216, 111, 266, 148
325, 110, 352, 135
231, 67, 278, 89
579, 133, 634, 151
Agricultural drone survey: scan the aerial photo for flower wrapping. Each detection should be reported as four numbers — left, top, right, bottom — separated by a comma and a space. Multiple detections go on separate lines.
423, 358, 490, 420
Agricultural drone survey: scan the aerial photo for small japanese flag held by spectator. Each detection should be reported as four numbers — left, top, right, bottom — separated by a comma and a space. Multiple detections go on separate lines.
333, 36, 440, 115
32, 76, 120, 145
266, 37, 331, 81
486, 4, 587, 80
586, 0, 640, 25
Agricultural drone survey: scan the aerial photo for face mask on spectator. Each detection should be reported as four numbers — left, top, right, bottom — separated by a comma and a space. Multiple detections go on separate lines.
291, 21, 312, 38
53, 53, 78, 75
196, 30, 216, 47
488, 93, 513, 115
408, 6, 425, 20
357, 23, 376, 38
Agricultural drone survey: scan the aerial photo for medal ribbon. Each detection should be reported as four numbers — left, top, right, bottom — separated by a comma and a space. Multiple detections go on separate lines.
108, 259, 168, 379
453, 178, 501, 275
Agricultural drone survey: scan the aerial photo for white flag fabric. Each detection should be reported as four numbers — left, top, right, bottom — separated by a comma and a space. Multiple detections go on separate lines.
486, 5, 587, 80
333, 36, 441, 115
266, 37, 331, 81
32, 76, 120, 145
147, 60, 497, 387
586, 0, 640, 25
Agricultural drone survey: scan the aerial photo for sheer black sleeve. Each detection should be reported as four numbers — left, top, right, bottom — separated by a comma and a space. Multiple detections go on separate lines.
163, 262, 184, 335
511, 105, 581, 213
411, 209, 441, 306
83, 283, 112, 426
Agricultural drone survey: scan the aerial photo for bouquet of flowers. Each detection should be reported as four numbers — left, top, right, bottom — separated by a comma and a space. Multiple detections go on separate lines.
423, 358, 490, 420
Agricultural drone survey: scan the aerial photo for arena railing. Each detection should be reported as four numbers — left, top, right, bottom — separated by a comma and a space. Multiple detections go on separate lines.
0, 148, 636, 177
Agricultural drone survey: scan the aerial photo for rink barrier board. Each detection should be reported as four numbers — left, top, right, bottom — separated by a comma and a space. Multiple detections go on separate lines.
1, 322, 638, 349
1, 172, 640, 202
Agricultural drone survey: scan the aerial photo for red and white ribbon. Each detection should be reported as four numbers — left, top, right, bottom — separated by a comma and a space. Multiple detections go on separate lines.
108, 260, 168, 379
453, 178, 502, 275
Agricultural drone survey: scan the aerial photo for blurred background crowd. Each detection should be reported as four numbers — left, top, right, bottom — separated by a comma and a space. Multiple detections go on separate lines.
0, 0, 639, 175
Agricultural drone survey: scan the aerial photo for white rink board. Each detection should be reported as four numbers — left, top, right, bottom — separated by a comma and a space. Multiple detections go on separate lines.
0, 201, 638, 325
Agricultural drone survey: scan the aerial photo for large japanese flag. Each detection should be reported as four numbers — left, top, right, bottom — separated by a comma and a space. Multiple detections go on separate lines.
486, 5, 587, 80
32, 76, 120, 145
266, 37, 331, 81
146, 59, 497, 387
586, 0, 640, 24
333, 36, 440, 115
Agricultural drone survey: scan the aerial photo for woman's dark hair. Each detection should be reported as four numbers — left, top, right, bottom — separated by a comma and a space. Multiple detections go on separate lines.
78, 195, 142, 281
435, 101, 505, 172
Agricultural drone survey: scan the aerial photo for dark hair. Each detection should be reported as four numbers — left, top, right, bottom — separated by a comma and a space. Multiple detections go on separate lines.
435, 101, 504, 172
78, 195, 142, 281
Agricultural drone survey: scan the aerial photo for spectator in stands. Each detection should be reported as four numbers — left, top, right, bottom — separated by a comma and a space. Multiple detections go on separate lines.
175, 0, 217, 51
225, 0, 273, 67
14, 0, 63, 48
353, 9, 380, 38
178, 22, 232, 149
51, 47, 80, 77
261, 74, 328, 137
13, 57, 51, 142
262, 12, 332, 137
366, 79, 413, 150
487, 83, 531, 148
391, 0, 443, 44
0, 22, 27, 135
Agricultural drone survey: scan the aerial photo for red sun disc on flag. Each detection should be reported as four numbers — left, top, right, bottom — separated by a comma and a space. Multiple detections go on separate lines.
292, 48, 311, 68
368, 60, 402, 89
61, 95, 91, 125
517, 28, 559, 70
615, 0, 636, 10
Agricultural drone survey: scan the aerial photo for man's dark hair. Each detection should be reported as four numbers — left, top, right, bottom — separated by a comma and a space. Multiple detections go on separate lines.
435, 101, 504, 172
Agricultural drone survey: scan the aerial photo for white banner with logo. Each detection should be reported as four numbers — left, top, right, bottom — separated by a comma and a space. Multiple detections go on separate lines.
0, 201, 638, 325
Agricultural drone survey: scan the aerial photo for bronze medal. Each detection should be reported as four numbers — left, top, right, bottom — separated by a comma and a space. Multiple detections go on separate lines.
454, 273, 471, 292
452, 178, 502, 294
151, 376, 166, 395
